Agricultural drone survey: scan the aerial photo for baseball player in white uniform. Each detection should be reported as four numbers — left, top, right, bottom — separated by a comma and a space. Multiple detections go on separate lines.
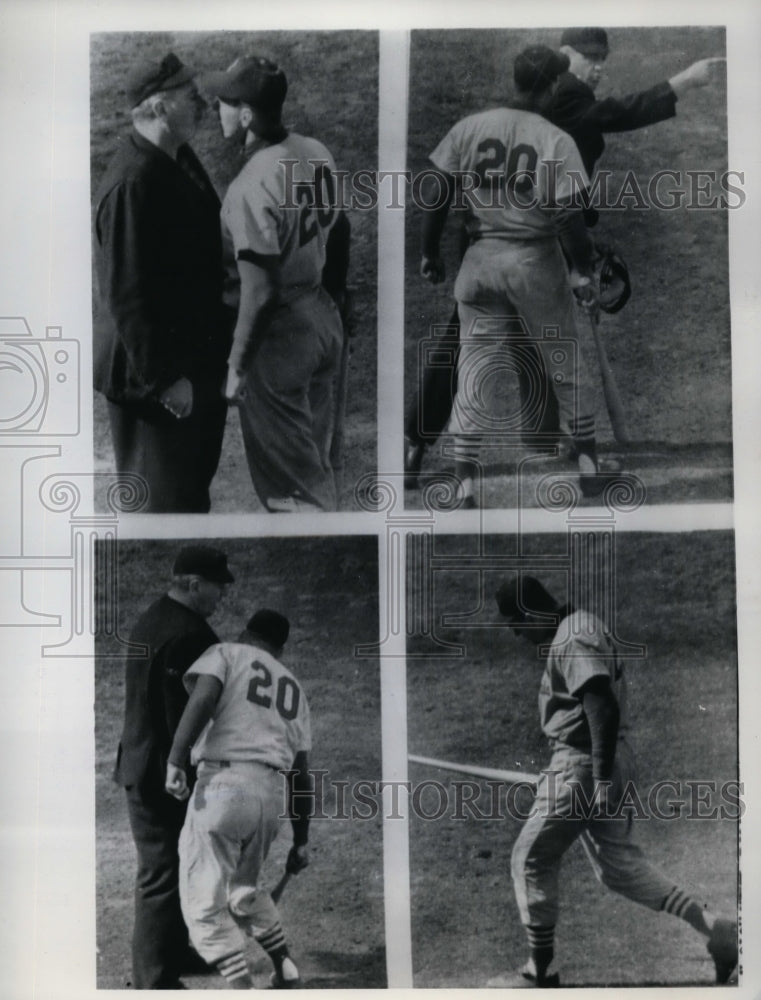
421, 46, 619, 506
166, 609, 312, 990
202, 55, 349, 512
493, 575, 738, 988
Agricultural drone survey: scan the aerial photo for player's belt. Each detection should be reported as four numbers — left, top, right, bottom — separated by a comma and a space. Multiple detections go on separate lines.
200, 759, 281, 772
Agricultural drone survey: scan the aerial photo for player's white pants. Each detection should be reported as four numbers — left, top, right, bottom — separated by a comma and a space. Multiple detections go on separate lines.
451, 237, 597, 464
512, 744, 675, 927
179, 761, 282, 963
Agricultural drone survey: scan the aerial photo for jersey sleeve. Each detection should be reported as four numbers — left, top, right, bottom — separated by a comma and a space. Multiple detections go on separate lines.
429, 121, 462, 175
556, 634, 613, 696
297, 696, 312, 754
183, 643, 229, 692
544, 131, 589, 206
221, 175, 282, 262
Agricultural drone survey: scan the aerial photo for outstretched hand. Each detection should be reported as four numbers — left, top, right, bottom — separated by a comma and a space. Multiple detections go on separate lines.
670, 57, 726, 95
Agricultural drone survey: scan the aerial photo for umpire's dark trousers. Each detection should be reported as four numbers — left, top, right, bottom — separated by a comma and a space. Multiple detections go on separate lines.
108, 382, 226, 513
124, 774, 189, 989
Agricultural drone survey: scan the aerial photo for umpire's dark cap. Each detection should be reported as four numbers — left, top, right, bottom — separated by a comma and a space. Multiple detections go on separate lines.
495, 575, 556, 623
247, 609, 290, 648
173, 545, 234, 584
513, 46, 570, 94
560, 27, 610, 60
127, 52, 196, 108
201, 56, 287, 112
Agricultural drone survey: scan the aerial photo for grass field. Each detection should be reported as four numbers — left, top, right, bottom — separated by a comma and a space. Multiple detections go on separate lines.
95, 536, 384, 989
406, 530, 738, 987
90, 31, 378, 512
405, 27, 732, 508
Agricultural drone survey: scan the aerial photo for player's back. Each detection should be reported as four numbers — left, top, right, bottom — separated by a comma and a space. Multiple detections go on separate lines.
187, 642, 311, 770
429, 106, 588, 240
222, 132, 339, 301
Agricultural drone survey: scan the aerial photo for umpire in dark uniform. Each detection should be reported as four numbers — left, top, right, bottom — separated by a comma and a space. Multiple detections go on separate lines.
114, 545, 234, 989
94, 53, 232, 512
405, 29, 722, 485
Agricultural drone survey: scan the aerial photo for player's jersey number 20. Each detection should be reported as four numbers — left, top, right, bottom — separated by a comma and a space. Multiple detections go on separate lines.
294, 163, 336, 247
247, 659, 301, 721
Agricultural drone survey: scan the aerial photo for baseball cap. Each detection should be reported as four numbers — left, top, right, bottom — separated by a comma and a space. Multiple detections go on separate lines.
495, 575, 556, 623
127, 52, 196, 108
513, 45, 571, 94
201, 56, 288, 112
246, 609, 290, 648
172, 545, 234, 584
560, 27, 610, 61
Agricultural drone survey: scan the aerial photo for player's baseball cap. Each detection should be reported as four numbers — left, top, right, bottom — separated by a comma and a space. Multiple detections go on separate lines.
201, 56, 288, 112
560, 27, 610, 61
495, 575, 556, 623
172, 545, 235, 584
246, 609, 290, 648
126, 52, 196, 108
513, 45, 571, 94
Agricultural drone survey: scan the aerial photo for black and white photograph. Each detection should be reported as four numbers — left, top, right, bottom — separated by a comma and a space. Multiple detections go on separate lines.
95, 535, 384, 989
404, 27, 733, 510
406, 530, 739, 987
91, 30, 378, 514
0, 2, 759, 998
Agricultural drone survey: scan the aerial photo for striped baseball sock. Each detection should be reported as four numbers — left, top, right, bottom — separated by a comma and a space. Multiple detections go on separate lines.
215, 950, 253, 989
526, 923, 555, 979
254, 922, 299, 984
661, 887, 714, 936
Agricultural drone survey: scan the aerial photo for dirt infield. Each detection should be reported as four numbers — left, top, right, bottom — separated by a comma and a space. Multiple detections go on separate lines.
406, 530, 739, 987
91, 31, 378, 513
404, 27, 732, 507
95, 537, 384, 989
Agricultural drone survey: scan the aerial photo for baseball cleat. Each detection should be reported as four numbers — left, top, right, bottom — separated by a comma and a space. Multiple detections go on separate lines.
404, 441, 425, 489
707, 917, 738, 984
486, 967, 560, 988
579, 458, 624, 499
269, 971, 302, 989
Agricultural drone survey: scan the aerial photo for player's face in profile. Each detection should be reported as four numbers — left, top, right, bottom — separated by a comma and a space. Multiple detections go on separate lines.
510, 614, 556, 648
217, 98, 243, 139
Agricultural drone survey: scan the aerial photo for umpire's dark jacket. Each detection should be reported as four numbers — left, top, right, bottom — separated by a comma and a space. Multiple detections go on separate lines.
93, 130, 230, 414
114, 594, 219, 788
548, 72, 678, 175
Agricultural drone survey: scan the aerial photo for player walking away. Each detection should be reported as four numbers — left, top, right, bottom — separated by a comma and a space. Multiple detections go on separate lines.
166, 609, 312, 990
420, 45, 616, 505
113, 545, 234, 989
492, 575, 738, 988
94, 54, 231, 512
405, 31, 723, 492
202, 56, 351, 513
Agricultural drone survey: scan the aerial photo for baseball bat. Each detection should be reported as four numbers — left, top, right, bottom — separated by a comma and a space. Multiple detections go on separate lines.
270, 871, 291, 904
329, 323, 351, 496
588, 315, 630, 445
408, 754, 603, 880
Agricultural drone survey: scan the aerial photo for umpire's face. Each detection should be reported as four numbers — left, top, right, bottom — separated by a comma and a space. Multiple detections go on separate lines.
189, 575, 228, 618
161, 82, 206, 143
